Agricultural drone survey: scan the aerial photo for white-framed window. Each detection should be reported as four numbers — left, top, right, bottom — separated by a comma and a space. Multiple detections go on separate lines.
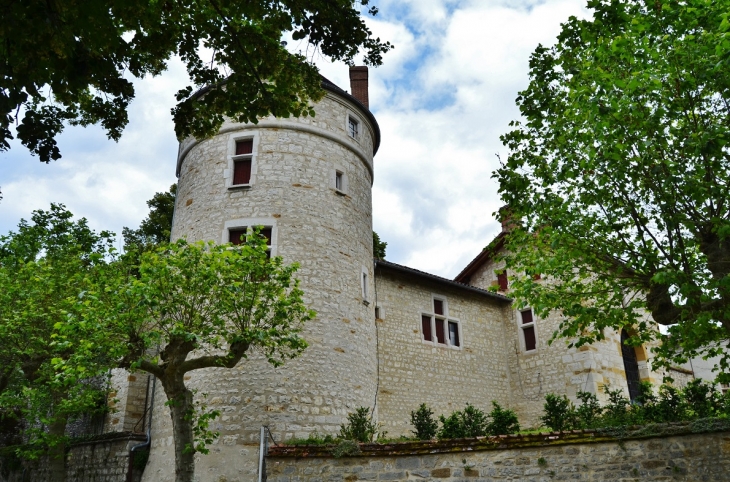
332, 168, 348, 195
361, 267, 370, 305
347, 115, 360, 139
520, 308, 537, 352
226, 132, 259, 189
421, 295, 461, 349
223, 218, 277, 256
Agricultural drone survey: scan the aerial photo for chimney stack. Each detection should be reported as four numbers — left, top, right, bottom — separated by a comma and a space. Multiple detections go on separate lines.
349, 66, 369, 109
499, 205, 517, 233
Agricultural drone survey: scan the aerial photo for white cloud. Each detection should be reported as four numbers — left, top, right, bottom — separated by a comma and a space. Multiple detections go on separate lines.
0, 1, 589, 278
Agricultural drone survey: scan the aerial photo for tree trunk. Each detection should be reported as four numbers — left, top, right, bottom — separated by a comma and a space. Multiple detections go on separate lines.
47, 418, 67, 482
163, 380, 196, 482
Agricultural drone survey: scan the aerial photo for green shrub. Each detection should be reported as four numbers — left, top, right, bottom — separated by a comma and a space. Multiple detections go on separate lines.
683, 379, 720, 419
339, 407, 378, 443
575, 391, 602, 428
486, 401, 520, 435
541, 394, 576, 432
410, 403, 438, 440
331, 439, 361, 458
438, 403, 488, 439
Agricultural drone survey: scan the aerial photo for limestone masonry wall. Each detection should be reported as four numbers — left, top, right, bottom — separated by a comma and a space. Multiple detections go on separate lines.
374, 268, 514, 436
266, 427, 730, 481
142, 91, 379, 481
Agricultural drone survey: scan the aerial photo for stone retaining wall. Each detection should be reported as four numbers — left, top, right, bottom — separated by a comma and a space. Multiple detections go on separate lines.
266, 422, 730, 481
1, 432, 147, 482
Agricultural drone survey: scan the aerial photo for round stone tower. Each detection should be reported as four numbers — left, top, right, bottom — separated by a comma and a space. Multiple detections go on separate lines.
142, 71, 380, 481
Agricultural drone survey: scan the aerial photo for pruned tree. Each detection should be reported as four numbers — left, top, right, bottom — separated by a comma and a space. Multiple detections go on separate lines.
495, 0, 730, 380
102, 233, 314, 482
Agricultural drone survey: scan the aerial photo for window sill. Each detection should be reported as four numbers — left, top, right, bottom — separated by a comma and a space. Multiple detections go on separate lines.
420, 340, 462, 350
228, 184, 252, 190
334, 189, 348, 196
362, 300, 370, 306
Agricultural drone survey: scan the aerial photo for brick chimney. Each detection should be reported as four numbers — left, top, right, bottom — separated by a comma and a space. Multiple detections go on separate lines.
349, 66, 369, 109
499, 205, 517, 233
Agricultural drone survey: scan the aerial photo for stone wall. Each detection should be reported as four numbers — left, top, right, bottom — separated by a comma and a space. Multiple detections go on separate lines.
467, 253, 664, 426
2, 433, 147, 482
373, 266, 514, 437
266, 424, 730, 481
143, 89, 380, 481
105, 369, 151, 433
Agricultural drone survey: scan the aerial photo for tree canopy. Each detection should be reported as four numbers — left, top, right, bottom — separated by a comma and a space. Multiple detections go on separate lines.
1, 0, 392, 162
495, 0, 730, 379
0, 205, 122, 480
122, 183, 177, 250
100, 233, 314, 482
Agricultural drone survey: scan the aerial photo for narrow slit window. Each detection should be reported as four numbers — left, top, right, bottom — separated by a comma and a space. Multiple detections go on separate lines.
362, 272, 368, 301
335, 171, 343, 191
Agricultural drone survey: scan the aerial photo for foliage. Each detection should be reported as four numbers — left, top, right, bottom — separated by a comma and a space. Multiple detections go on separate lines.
0, 205, 120, 461
338, 407, 378, 443
123, 184, 177, 250
486, 401, 520, 435
331, 439, 361, 458
373, 231, 387, 259
495, 0, 730, 378
540, 394, 576, 432
285, 432, 336, 446
91, 230, 314, 482
410, 403, 438, 440
540, 381, 730, 431
438, 404, 489, 439
2, 0, 392, 163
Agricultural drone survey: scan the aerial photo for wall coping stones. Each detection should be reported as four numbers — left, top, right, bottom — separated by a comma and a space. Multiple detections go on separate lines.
267, 418, 730, 458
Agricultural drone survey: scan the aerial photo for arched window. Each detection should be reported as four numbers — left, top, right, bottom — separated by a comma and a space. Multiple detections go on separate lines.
621, 330, 641, 401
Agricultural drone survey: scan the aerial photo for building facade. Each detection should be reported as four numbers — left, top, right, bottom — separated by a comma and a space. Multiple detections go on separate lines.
104, 67, 672, 481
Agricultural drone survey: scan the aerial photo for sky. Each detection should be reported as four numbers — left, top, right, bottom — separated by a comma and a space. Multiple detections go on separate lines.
0, 0, 589, 279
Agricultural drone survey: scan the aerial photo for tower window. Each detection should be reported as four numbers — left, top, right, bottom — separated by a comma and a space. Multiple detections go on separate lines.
361, 269, 369, 304
421, 296, 461, 349
348, 117, 359, 139
335, 171, 343, 191
229, 137, 256, 188
228, 226, 273, 257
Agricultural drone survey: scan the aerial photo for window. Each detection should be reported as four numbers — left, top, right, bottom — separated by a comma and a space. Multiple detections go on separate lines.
520, 309, 536, 352
421, 296, 461, 348
335, 171, 344, 191
224, 218, 277, 255
375, 305, 383, 320
232, 139, 253, 185
496, 270, 508, 291
361, 268, 370, 305
227, 224, 273, 257
348, 116, 359, 139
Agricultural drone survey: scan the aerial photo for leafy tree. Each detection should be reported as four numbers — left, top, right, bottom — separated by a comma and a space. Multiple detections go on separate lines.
0, 205, 121, 481
2, 0, 392, 162
100, 233, 314, 482
540, 394, 576, 432
373, 231, 387, 259
123, 184, 177, 250
495, 0, 730, 378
